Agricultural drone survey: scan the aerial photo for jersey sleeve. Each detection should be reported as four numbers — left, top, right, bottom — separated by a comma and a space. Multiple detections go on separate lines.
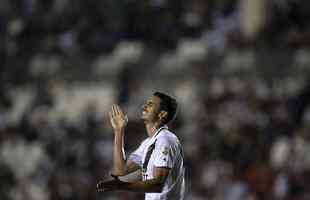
153, 137, 174, 169
128, 139, 147, 167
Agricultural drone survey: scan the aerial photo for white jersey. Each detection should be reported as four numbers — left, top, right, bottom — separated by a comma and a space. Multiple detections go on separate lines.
129, 126, 185, 200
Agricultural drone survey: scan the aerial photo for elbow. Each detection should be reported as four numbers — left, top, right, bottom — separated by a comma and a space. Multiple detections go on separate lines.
152, 182, 165, 193
150, 175, 168, 193
153, 187, 163, 193
113, 172, 126, 177
113, 169, 127, 176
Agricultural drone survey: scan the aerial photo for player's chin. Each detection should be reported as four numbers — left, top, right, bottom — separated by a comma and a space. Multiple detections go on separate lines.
141, 116, 147, 121
141, 115, 148, 122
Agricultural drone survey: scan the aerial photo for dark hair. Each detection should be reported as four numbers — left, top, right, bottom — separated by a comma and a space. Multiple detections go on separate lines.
153, 92, 178, 124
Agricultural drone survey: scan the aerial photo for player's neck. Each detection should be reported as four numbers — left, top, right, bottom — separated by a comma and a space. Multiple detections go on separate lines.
145, 122, 162, 137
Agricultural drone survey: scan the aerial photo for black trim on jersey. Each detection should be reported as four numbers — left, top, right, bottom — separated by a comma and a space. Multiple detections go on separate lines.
141, 126, 167, 180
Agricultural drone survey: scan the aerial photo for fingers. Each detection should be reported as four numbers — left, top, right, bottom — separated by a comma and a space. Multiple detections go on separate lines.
97, 180, 102, 191
109, 104, 128, 129
109, 110, 112, 118
116, 105, 124, 117
111, 104, 117, 117
97, 180, 109, 192
97, 181, 103, 191
97, 181, 107, 192
96, 179, 121, 192
114, 104, 124, 117
111, 104, 124, 117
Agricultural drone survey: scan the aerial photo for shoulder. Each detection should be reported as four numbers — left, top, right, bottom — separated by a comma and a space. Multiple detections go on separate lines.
136, 137, 151, 150
156, 129, 180, 146
141, 137, 151, 146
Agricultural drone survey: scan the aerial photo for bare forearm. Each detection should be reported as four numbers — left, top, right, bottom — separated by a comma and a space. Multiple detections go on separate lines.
113, 130, 126, 175
97, 166, 169, 193
120, 179, 164, 193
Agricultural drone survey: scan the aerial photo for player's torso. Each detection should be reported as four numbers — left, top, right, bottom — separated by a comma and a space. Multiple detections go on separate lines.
141, 130, 185, 200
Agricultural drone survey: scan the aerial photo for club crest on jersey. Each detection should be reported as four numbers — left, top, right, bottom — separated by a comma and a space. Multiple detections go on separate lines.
161, 146, 169, 155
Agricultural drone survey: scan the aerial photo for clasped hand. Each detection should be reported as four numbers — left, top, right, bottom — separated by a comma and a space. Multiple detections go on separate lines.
97, 174, 124, 192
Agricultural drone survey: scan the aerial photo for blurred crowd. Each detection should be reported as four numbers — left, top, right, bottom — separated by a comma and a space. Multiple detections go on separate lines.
1, 0, 310, 200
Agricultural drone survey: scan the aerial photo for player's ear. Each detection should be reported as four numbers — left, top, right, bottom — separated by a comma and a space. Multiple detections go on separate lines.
158, 111, 168, 122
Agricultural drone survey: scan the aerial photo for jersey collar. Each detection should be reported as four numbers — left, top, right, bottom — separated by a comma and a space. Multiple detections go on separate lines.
151, 125, 168, 140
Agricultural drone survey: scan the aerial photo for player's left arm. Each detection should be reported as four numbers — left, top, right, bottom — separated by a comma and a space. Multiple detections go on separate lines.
97, 138, 173, 193
125, 166, 170, 192
97, 167, 170, 193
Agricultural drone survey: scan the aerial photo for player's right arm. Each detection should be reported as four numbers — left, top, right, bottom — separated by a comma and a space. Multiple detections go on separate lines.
109, 104, 140, 176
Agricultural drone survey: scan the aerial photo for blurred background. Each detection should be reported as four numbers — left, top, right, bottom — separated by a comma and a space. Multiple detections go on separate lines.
1, 0, 310, 199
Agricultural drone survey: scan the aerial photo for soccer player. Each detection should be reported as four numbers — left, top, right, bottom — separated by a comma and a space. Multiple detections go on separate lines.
97, 92, 185, 200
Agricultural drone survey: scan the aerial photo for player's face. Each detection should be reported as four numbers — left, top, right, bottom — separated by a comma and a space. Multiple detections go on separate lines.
141, 95, 161, 123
